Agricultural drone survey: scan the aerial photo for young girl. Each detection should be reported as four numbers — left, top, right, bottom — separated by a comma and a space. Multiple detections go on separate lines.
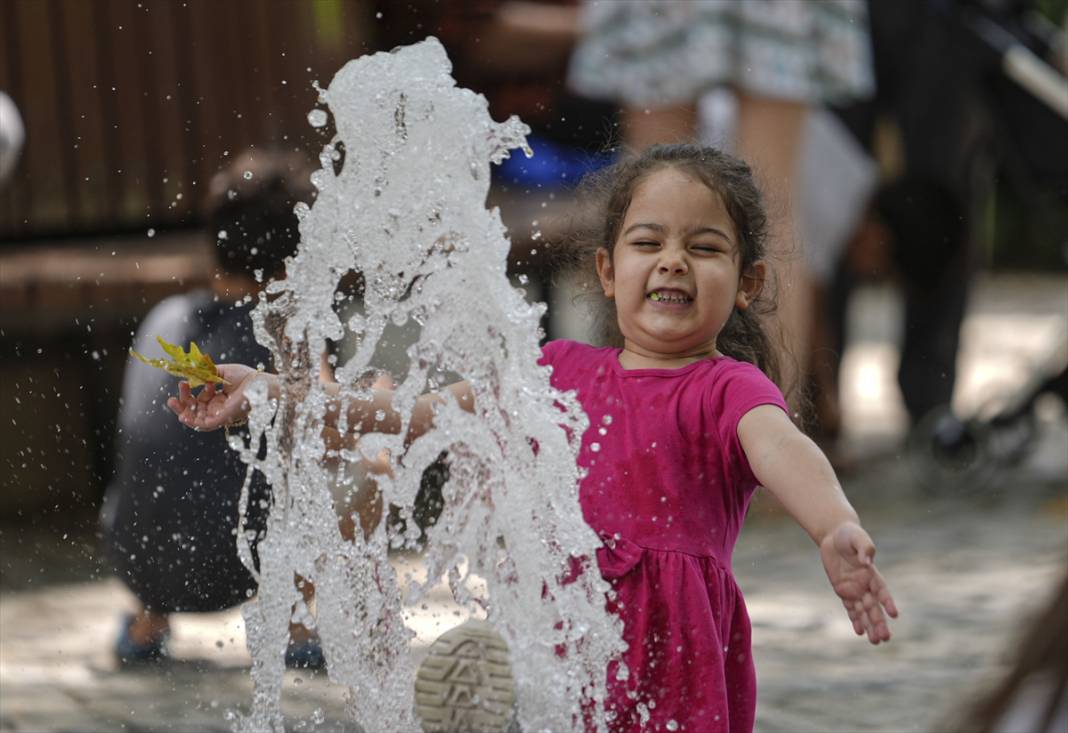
169, 144, 897, 732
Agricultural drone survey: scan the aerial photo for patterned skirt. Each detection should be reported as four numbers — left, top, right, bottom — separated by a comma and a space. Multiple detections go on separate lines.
568, 0, 874, 107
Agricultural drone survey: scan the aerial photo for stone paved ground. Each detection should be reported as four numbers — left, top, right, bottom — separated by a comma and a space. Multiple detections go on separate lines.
2, 274, 1066, 732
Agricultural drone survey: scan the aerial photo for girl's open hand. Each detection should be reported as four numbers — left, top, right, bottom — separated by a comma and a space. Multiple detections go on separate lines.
166, 363, 266, 431
820, 522, 899, 644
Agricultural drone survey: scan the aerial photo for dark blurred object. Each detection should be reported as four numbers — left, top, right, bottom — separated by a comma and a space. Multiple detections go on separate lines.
0, 0, 374, 243
959, 0, 1068, 186
957, 0, 1068, 271
908, 339, 1067, 494
374, 0, 616, 155
819, 0, 1068, 439
375, 0, 617, 213
951, 571, 1068, 732
876, 178, 966, 289
373, 0, 618, 313
0, 1, 374, 516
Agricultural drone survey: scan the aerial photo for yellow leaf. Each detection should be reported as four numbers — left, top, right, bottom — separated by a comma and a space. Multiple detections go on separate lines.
129, 337, 230, 387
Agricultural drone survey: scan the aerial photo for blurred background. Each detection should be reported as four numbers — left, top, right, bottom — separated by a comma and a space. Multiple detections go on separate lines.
1, 1, 1066, 731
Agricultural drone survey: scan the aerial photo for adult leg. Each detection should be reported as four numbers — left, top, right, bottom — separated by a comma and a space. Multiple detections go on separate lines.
622, 104, 697, 150
879, 0, 985, 425
735, 94, 810, 408
898, 250, 969, 422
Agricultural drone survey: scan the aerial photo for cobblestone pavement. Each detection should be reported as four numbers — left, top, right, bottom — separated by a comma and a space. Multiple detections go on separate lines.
2, 275, 1066, 733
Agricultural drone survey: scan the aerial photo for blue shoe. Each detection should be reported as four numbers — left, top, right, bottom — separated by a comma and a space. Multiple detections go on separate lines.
284, 636, 326, 670
114, 613, 169, 665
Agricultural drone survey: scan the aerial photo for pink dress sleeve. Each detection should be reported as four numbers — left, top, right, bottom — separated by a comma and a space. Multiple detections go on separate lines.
712, 361, 789, 489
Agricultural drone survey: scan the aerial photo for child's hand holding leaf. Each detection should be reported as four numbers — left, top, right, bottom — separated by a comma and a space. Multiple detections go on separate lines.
134, 337, 274, 430
166, 363, 269, 431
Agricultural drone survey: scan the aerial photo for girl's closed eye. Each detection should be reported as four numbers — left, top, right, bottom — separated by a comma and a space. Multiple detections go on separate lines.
692, 243, 726, 254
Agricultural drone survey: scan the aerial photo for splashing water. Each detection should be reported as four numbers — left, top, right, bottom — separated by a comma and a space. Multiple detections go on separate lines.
228, 38, 623, 732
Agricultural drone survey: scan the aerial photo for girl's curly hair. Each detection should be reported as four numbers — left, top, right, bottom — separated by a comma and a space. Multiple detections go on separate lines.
562, 143, 790, 397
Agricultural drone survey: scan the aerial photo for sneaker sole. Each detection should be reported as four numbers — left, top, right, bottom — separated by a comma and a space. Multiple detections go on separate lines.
414, 618, 515, 733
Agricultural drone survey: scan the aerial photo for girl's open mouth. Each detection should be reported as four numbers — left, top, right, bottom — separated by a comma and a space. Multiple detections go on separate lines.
647, 289, 693, 305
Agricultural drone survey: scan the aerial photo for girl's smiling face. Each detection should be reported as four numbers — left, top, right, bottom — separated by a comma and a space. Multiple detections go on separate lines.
596, 166, 764, 368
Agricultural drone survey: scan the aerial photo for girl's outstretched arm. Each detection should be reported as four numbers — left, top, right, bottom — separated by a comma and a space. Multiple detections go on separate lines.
167, 364, 473, 444
738, 405, 899, 644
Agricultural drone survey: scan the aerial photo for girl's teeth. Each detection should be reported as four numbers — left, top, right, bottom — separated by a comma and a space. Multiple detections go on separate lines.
650, 292, 687, 303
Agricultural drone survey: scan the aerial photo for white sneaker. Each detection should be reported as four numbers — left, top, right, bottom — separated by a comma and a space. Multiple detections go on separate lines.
415, 618, 516, 733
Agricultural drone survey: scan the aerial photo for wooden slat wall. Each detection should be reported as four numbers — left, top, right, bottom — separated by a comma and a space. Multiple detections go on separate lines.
0, 0, 375, 241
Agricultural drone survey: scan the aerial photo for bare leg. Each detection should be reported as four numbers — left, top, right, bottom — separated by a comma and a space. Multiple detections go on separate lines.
289, 575, 317, 643
126, 607, 170, 645
622, 104, 698, 149
735, 94, 809, 410
341, 474, 384, 542
808, 280, 842, 440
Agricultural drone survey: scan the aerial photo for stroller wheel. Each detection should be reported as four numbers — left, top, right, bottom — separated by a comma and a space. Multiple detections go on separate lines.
908, 407, 995, 494
985, 403, 1039, 468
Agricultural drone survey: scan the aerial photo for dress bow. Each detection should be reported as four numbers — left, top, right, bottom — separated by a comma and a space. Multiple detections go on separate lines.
596, 535, 644, 580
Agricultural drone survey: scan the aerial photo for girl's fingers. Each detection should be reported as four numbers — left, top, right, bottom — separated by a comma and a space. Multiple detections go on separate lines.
853, 599, 872, 638
864, 594, 883, 626
869, 568, 899, 618
844, 601, 864, 636
862, 592, 892, 643
850, 533, 875, 566
880, 589, 899, 619
198, 383, 216, 403
860, 602, 882, 644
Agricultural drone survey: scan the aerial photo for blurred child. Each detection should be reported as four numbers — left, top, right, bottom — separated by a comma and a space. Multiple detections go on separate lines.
100, 150, 325, 667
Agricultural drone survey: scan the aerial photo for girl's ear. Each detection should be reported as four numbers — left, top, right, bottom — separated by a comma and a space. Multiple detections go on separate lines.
736, 260, 766, 311
595, 247, 615, 298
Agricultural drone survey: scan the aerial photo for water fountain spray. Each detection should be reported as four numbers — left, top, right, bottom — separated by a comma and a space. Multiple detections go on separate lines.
228, 38, 623, 733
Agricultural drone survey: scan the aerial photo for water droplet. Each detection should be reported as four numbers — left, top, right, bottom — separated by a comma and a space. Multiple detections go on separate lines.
307, 109, 328, 128
243, 170, 253, 180
590, 442, 600, 452
146, 228, 155, 238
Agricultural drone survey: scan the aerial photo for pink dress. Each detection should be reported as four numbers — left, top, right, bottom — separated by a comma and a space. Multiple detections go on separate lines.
540, 340, 788, 733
